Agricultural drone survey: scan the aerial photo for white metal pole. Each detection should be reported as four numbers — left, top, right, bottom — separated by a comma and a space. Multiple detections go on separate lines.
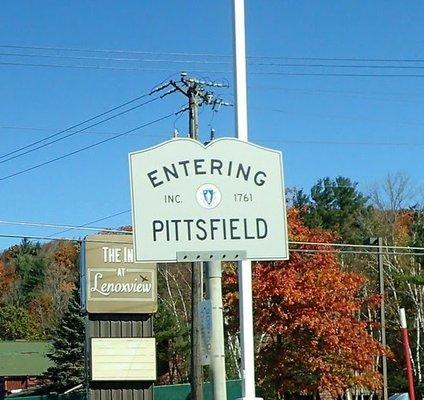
233, 0, 248, 142
232, 1, 261, 399
237, 263, 258, 400
399, 308, 407, 329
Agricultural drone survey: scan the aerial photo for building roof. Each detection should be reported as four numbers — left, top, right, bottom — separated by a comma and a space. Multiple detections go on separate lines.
0, 341, 52, 377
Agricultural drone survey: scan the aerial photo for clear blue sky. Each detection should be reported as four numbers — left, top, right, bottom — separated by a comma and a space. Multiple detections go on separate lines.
1, 1, 424, 249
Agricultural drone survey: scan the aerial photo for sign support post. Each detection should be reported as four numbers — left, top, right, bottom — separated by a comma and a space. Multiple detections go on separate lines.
232, 1, 262, 399
367, 237, 388, 400
207, 260, 227, 400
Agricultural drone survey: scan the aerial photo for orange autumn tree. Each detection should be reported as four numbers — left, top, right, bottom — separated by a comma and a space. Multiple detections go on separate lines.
224, 209, 389, 398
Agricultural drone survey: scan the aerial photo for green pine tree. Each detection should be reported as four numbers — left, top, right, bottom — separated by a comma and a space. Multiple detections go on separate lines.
46, 289, 85, 392
293, 176, 371, 243
154, 302, 190, 383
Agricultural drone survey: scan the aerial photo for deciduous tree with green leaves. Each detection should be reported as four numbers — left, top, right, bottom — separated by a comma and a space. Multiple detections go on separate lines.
0, 304, 39, 340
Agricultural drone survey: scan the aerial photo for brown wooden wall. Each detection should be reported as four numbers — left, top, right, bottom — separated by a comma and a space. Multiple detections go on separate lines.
3, 376, 46, 393
87, 314, 154, 400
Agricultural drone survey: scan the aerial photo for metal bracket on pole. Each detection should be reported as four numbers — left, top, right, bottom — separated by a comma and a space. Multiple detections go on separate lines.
176, 250, 247, 262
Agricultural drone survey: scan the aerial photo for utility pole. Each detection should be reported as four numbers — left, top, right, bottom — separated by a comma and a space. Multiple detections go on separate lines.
188, 81, 203, 400
377, 237, 388, 400
191, 266, 203, 400
188, 84, 199, 140
369, 237, 388, 400
156, 73, 230, 400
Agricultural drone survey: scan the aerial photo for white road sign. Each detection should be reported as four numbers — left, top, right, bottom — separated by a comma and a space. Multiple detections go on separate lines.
199, 300, 212, 366
129, 137, 288, 262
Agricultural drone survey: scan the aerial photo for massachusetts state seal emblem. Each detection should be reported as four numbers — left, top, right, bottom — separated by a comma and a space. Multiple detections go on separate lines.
196, 183, 222, 209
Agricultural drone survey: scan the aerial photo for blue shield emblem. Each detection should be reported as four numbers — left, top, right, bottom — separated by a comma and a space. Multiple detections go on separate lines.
203, 189, 214, 206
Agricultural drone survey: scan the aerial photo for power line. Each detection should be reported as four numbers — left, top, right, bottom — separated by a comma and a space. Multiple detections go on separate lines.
5, 51, 424, 70
0, 126, 171, 142
289, 248, 424, 256
251, 62, 424, 70
256, 105, 424, 128
255, 138, 424, 147
1, 217, 423, 253
251, 86, 424, 104
0, 90, 154, 160
0, 219, 126, 233
47, 209, 131, 238
289, 240, 424, 252
0, 233, 133, 245
0, 125, 121, 135
252, 56, 424, 63
0, 44, 230, 58
0, 110, 177, 181
3, 124, 424, 149
5, 61, 424, 78
0, 125, 155, 136
0, 51, 230, 65
3, 123, 424, 147
3, 44, 424, 63
0, 96, 160, 164
0, 61, 214, 73
252, 71, 424, 78
252, 86, 424, 97
0, 231, 422, 257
